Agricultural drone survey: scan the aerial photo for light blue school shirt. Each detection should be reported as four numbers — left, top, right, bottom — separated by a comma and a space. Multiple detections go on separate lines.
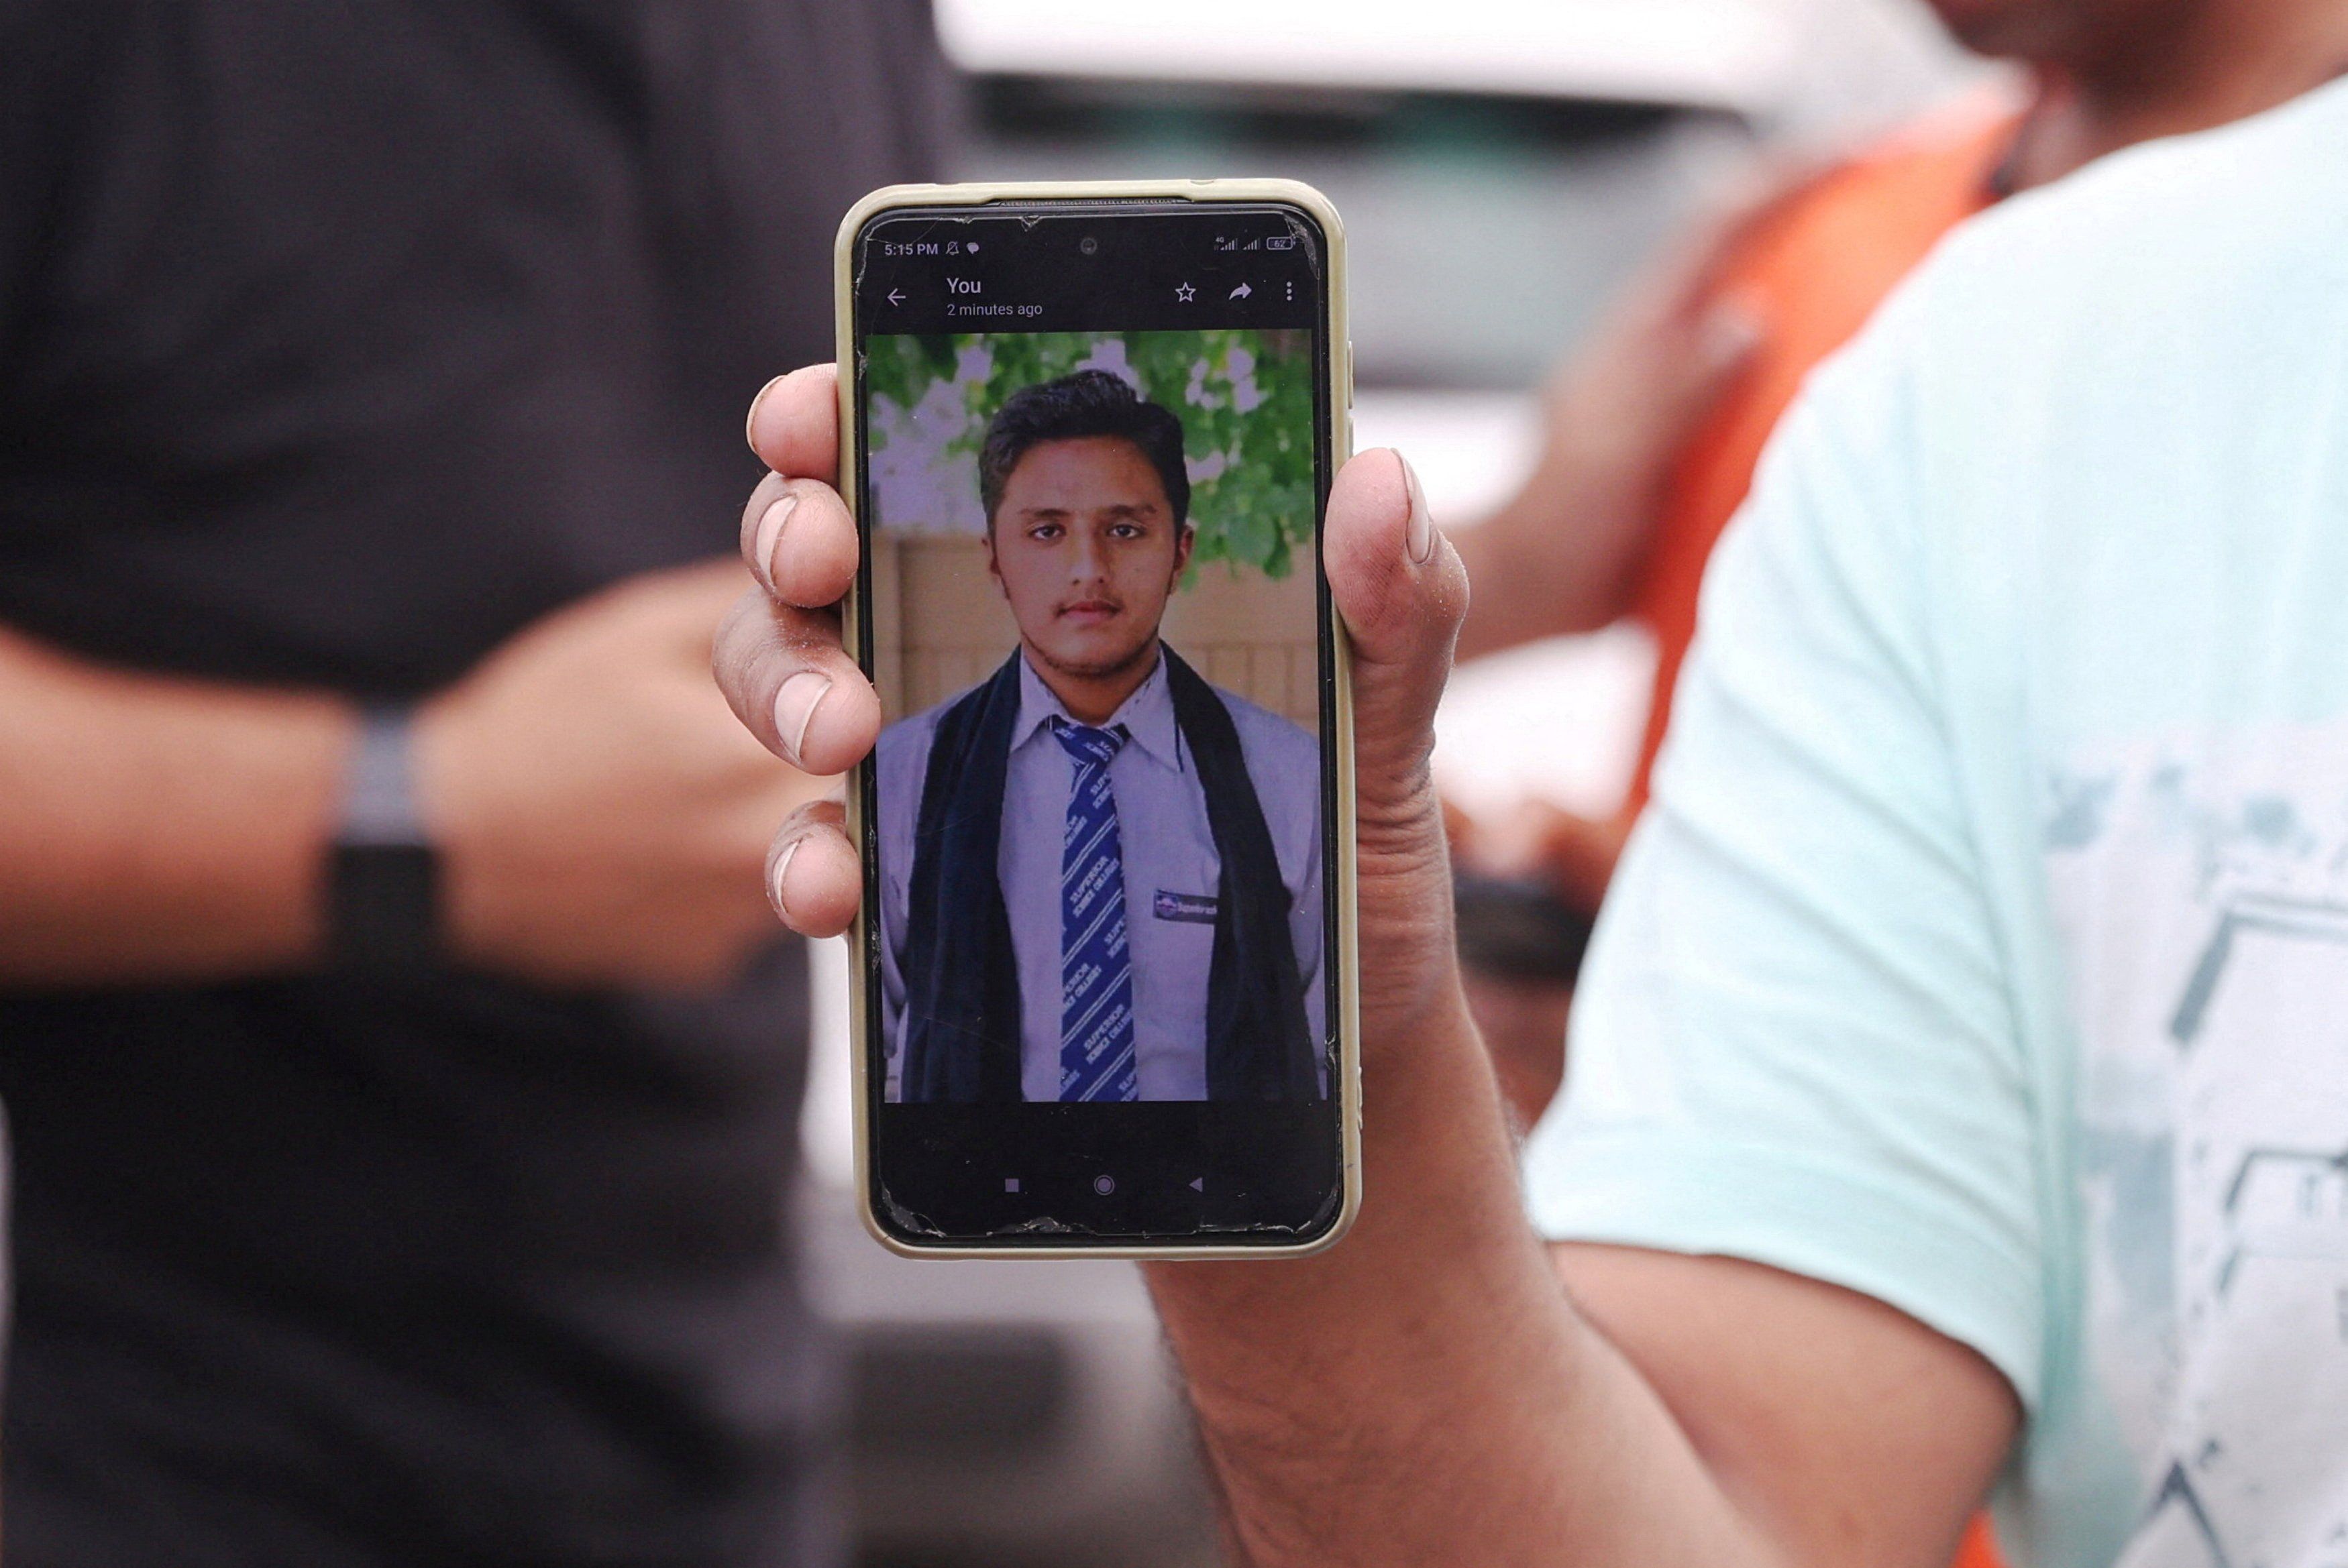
876, 649, 1323, 1102
1524, 80, 2348, 1568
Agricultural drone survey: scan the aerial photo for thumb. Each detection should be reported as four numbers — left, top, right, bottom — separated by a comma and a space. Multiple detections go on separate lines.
1326, 447, 1468, 806
1324, 449, 1472, 1030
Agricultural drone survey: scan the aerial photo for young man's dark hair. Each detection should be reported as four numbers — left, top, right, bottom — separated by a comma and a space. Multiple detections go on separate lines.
978, 369, 1193, 530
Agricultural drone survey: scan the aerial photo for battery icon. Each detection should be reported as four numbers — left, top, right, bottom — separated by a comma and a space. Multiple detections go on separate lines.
1264, 235, 1297, 251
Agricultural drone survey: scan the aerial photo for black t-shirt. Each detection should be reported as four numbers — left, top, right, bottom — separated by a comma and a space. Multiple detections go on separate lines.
0, 3, 945, 1562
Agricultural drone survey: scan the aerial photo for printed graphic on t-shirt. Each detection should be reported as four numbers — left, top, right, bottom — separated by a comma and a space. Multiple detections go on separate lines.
2046, 720, 2348, 1568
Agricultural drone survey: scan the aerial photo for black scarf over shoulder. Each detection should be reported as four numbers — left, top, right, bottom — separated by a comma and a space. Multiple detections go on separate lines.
898, 649, 1318, 1103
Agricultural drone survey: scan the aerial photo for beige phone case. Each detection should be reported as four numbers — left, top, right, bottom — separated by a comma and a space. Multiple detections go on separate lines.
833, 178, 1360, 1259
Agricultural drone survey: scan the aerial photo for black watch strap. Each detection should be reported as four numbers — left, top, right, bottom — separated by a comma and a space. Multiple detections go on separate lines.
327, 842, 441, 975
327, 710, 441, 974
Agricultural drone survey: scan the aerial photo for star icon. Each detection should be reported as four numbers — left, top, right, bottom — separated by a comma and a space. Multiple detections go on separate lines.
1175, 282, 1195, 302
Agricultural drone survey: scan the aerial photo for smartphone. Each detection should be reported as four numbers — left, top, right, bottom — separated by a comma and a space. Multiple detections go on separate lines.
833, 180, 1358, 1257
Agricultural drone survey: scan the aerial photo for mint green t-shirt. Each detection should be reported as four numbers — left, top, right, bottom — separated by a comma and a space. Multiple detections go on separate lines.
1524, 79, 2348, 1568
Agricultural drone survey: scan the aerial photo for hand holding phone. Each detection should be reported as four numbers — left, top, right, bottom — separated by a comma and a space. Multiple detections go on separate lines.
722, 372, 1466, 1259
717, 180, 1467, 1257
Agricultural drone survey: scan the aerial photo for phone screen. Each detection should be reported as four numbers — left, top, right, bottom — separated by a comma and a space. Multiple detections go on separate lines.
847, 199, 1347, 1249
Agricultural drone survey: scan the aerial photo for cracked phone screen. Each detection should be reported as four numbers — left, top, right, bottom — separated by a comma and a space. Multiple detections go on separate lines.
848, 198, 1348, 1250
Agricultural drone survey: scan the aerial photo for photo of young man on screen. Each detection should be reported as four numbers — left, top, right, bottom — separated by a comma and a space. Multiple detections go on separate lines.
875, 370, 1324, 1105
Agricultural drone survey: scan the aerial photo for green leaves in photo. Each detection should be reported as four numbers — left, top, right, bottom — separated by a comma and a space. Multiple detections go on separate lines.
863, 329, 1317, 581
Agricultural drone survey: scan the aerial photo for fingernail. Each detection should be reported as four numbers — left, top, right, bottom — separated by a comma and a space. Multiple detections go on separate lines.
1399, 451, 1435, 563
769, 837, 801, 916
773, 671, 833, 765
753, 493, 798, 594
745, 374, 787, 456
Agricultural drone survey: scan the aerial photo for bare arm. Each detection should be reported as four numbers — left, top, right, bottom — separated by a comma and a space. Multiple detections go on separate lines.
1, 558, 829, 990
1450, 441, 1676, 655
1452, 179, 1791, 663
723, 365, 2017, 1568
0, 623, 352, 983
1149, 1034, 2015, 1567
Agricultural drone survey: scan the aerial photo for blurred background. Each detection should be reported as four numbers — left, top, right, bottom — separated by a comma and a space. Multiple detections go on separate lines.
808, 3, 1990, 1563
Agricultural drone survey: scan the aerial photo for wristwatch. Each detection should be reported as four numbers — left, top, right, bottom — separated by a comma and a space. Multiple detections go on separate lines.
327, 708, 441, 974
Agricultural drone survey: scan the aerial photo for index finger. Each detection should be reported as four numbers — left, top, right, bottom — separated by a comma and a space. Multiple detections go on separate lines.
745, 363, 840, 482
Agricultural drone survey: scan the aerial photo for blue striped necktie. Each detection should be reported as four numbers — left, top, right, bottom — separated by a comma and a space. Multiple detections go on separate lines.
1054, 721, 1138, 1103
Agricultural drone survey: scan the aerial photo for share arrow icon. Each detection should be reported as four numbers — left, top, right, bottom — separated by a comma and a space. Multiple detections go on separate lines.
1228, 282, 1252, 300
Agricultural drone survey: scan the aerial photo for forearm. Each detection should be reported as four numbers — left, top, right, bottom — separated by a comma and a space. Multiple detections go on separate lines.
0, 624, 353, 984
1450, 488, 1640, 663
1144, 1001, 1780, 1568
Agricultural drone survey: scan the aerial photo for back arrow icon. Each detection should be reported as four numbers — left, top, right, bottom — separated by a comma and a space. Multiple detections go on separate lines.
886, 289, 904, 306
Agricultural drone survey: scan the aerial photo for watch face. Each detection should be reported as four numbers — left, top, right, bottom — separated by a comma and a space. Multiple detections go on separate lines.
340, 710, 432, 848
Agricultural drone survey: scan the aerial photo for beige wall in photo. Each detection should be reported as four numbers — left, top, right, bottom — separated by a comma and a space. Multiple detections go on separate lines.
869, 528, 1320, 729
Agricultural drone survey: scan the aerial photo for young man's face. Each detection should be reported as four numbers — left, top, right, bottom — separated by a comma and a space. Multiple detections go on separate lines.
986, 435, 1193, 685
